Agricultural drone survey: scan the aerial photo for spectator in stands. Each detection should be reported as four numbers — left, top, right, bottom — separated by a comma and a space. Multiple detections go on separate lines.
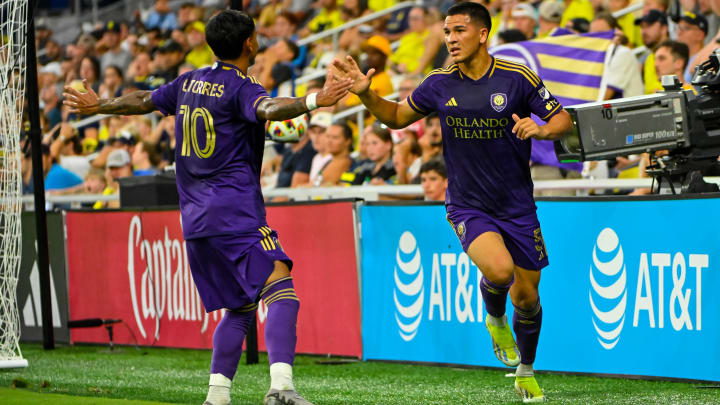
39, 39, 62, 65
40, 83, 62, 130
126, 52, 152, 90
275, 115, 317, 188
420, 159, 447, 201
497, 28, 528, 44
42, 140, 84, 193
315, 123, 354, 186
257, 0, 285, 38
146, 40, 185, 89
143, 0, 179, 32
132, 141, 162, 176
83, 167, 107, 195
635, 10, 669, 93
677, 11, 708, 83
338, 0, 374, 54
393, 133, 422, 184
591, 11, 628, 45
49, 123, 91, 181
655, 40, 693, 88
106, 148, 134, 188
343, 35, 394, 108
99, 21, 133, 72
590, 13, 643, 98
566, 17, 591, 33
344, 122, 396, 185
307, 112, 333, 185
687, 21, 720, 75
390, 76, 424, 143
177, 2, 198, 29
511, 3, 538, 40
79, 56, 101, 93
538, 0, 565, 38
300, 0, 344, 37
185, 21, 215, 68
99, 65, 124, 99
391, 6, 432, 74
561, 0, 595, 27
254, 38, 300, 94
418, 113, 443, 164
609, 0, 642, 47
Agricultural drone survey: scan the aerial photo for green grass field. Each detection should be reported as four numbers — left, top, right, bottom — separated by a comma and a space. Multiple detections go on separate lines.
1, 343, 718, 404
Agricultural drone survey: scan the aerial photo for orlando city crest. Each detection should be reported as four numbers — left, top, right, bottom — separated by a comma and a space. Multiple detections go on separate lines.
490, 93, 507, 112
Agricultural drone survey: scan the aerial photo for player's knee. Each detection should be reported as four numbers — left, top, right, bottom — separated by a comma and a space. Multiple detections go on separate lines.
511, 287, 539, 310
483, 257, 515, 284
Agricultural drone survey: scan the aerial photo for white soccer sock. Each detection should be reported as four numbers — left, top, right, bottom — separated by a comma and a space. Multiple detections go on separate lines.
206, 373, 231, 405
270, 362, 295, 391
516, 363, 534, 377
488, 313, 507, 327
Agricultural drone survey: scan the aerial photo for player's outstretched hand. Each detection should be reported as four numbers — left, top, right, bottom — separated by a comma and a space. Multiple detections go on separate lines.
316, 69, 355, 107
63, 79, 100, 115
512, 114, 545, 140
331, 55, 375, 95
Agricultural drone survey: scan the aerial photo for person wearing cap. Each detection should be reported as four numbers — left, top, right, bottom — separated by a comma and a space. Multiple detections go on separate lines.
106, 148, 134, 185
390, 6, 432, 74
307, 112, 333, 184
38, 39, 62, 65
511, 3, 538, 40
537, 0, 564, 38
146, 40, 185, 89
185, 21, 215, 69
677, 11, 708, 83
100, 21, 132, 72
635, 9, 670, 93
343, 35, 394, 108
560, 0, 595, 28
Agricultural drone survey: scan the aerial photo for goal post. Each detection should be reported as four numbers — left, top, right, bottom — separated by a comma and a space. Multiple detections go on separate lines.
0, 0, 29, 368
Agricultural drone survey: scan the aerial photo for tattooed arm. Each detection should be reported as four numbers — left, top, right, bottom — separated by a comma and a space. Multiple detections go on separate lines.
256, 71, 353, 121
63, 79, 156, 116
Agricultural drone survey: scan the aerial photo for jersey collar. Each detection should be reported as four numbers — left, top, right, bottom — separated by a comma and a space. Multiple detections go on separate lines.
457, 56, 496, 84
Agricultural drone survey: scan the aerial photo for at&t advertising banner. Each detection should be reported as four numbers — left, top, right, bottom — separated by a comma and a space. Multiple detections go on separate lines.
360, 198, 720, 381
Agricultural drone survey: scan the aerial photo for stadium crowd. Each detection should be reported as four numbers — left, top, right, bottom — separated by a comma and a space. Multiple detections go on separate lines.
21, 0, 720, 204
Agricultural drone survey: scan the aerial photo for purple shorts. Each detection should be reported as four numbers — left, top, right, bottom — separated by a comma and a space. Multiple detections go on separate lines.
185, 226, 292, 312
446, 207, 549, 271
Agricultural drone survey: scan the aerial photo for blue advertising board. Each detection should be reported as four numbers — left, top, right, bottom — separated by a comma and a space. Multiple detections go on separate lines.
360, 198, 720, 381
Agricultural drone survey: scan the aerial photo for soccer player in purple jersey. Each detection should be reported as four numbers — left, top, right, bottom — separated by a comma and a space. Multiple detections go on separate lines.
63, 10, 353, 405
333, 2, 572, 402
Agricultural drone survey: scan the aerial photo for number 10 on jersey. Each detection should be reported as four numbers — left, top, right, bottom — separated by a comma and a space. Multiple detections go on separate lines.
179, 104, 216, 158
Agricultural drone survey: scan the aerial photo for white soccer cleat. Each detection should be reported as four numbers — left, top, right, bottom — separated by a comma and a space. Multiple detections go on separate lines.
264, 388, 314, 405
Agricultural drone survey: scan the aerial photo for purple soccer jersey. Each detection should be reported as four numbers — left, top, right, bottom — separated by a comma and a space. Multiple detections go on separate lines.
152, 61, 270, 239
408, 57, 563, 218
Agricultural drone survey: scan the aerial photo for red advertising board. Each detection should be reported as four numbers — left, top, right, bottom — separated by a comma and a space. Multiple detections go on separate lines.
65, 201, 362, 357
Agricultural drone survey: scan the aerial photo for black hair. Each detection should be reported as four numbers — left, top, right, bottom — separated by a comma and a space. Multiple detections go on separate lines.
104, 64, 123, 79
657, 39, 690, 72
333, 122, 353, 142
420, 159, 447, 179
281, 38, 300, 60
447, 2, 492, 31
498, 28, 528, 43
81, 56, 101, 82
206, 10, 256, 61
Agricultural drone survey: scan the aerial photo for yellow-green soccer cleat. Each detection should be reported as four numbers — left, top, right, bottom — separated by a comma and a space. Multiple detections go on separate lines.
485, 314, 521, 367
514, 376, 546, 403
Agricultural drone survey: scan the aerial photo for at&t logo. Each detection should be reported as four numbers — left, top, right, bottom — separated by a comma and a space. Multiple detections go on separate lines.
589, 228, 627, 350
394, 231, 424, 341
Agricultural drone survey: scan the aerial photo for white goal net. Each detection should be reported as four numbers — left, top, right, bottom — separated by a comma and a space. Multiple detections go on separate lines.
0, 0, 28, 368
